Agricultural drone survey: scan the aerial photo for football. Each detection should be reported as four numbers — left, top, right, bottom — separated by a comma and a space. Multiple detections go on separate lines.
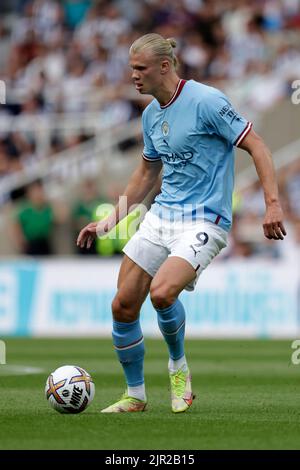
45, 365, 95, 414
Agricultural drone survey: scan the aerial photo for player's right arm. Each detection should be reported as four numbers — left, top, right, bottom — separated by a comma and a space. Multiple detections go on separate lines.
77, 158, 162, 249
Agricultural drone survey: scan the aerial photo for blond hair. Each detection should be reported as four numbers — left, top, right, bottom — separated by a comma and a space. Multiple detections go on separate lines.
129, 33, 178, 69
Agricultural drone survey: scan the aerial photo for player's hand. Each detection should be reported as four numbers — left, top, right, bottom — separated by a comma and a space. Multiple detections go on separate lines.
263, 203, 287, 240
76, 220, 110, 249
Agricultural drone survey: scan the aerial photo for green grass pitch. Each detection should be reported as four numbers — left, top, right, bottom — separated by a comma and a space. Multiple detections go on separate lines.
0, 338, 300, 450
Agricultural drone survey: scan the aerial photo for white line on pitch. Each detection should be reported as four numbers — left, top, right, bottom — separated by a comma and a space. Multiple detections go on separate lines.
0, 365, 45, 376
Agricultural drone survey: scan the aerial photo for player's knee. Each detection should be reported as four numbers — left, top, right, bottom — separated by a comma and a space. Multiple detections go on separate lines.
111, 295, 138, 323
150, 283, 176, 309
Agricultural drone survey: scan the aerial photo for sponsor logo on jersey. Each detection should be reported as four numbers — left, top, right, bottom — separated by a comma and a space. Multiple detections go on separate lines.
162, 121, 169, 136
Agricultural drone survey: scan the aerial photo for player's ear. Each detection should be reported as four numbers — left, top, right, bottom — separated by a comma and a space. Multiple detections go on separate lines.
160, 59, 170, 75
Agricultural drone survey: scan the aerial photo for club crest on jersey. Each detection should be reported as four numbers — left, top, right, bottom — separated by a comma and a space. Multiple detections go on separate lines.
161, 121, 169, 136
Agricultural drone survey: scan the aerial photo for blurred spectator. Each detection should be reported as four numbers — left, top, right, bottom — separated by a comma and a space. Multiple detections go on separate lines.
63, 0, 92, 30
72, 178, 108, 255
0, 20, 10, 70
12, 179, 56, 255
282, 158, 300, 220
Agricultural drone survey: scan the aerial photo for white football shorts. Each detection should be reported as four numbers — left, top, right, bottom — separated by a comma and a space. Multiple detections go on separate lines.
123, 210, 228, 291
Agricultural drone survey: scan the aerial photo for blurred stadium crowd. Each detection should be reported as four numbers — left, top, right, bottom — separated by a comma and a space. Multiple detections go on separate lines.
0, 0, 299, 260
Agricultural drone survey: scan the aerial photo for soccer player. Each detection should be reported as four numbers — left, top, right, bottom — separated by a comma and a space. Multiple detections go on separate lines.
77, 34, 286, 413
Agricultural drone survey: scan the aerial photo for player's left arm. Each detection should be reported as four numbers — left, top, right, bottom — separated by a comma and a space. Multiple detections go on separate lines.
238, 129, 287, 240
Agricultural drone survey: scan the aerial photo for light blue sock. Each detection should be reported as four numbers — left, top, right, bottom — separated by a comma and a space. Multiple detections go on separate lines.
112, 319, 145, 387
155, 299, 186, 360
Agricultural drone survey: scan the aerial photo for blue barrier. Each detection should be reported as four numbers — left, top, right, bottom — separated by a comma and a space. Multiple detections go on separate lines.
0, 259, 299, 338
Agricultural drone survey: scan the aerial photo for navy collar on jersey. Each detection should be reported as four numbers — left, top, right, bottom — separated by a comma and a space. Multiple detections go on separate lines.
160, 79, 187, 109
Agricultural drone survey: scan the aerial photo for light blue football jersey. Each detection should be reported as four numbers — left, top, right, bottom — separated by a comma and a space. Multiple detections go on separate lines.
142, 79, 252, 231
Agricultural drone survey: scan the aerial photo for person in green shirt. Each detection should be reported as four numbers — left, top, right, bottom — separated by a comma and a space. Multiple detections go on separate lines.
13, 180, 54, 255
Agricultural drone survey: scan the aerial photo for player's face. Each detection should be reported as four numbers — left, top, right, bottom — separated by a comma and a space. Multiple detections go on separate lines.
129, 50, 164, 95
